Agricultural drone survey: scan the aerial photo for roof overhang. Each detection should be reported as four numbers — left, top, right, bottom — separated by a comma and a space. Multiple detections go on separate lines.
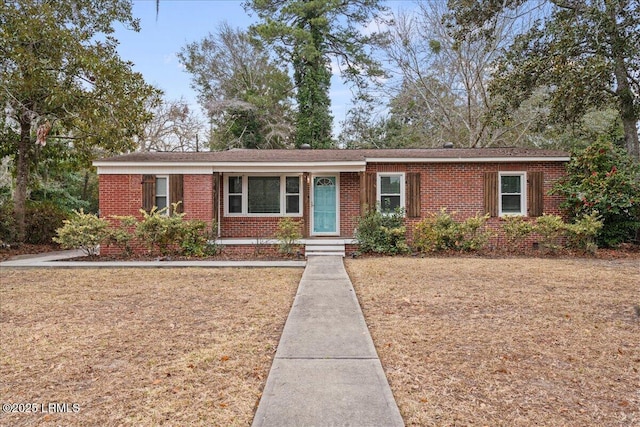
366, 156, 571, 163
93, 161, 367, 174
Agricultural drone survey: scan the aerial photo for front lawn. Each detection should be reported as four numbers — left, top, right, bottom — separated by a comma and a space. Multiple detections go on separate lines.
347, 257, 639, 427
0, 268, 301, 426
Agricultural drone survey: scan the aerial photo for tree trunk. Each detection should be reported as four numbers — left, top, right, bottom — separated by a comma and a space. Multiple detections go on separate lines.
621, 115, 639, 160
613, 53, 640, 160
14, 116, 32, 243
608, 1, 640, 160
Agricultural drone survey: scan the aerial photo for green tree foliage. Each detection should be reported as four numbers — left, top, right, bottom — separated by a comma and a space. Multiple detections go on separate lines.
246, 0, 388, 148
179, 23, 294, 149
552, 138, 640, 247
1, 0, 160, 241
447, 0, 640, 159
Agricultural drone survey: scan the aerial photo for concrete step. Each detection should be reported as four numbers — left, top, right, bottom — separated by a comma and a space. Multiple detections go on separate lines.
306, 245, 345, 252
304, 241, 346, 258
305, 251, 346, 257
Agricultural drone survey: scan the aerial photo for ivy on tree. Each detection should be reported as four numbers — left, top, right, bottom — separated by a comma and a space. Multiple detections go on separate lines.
246, 0, 389, 148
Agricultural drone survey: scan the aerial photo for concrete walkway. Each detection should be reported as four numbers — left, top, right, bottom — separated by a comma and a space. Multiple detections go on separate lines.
252, 256, 404, 427
0, 249, 305, 269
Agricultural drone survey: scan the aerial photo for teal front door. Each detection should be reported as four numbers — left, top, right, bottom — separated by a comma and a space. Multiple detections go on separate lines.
312, 176, 337, 235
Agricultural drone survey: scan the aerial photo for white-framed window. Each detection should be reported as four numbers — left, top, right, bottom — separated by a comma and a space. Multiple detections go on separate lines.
499, 172, 526, 216
285, 176, 301, 214
225, 175, 302, 216
155, 176, 169, 211
228, 176, 243, 214
377, 173, 405, 213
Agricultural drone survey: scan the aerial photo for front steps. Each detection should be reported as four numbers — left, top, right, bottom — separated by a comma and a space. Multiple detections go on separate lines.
304, 239, 346, 257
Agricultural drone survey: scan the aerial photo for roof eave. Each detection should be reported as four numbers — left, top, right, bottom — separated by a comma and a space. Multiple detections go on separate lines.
366, 156, 571, 163
93, 160, 368, 174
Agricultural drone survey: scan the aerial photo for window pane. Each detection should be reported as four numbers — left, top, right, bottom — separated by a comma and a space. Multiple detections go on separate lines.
502, 195, 522, 213
501, 175, 521, 194
381, 195, 400, 212
229, 176, 242, 194
248, 177, 280, 213
156, 177, 167, 195
155, 196, 167, 210
286, 176, 300, 194
228, 195, 242, 213
286, 195, 300, 214
381, 175, 401, 194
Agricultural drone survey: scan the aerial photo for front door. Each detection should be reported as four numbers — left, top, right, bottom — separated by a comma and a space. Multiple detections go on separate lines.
312, 176, 338, 235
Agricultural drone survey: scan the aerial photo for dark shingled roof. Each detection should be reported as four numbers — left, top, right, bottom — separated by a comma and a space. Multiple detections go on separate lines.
97, 147, 569, 163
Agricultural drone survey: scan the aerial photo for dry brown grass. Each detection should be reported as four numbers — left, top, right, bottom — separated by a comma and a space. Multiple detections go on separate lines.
0, 268, 301, 427
346, 257, 640, 427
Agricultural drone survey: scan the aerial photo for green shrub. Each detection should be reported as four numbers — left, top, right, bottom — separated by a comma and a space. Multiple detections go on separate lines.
564, 212, 604, 254
413, 208, 459, 252
104, 215, 138, 256
355, 207, 409, 255
501, 216, 535, 248
25, 200, 69, 244
135, 203, 218, 257
180, 220, 219, 257
552, 138, 640, 247
53, 209, 109, 256
135, 204, 186, 255
459, 213, 492, 251
413, 209, 491, 252
533, 214, 566, 252
275, 217, 302, 255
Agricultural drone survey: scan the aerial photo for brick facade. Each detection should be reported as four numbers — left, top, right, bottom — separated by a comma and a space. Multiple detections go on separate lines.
98, 158, 567, 255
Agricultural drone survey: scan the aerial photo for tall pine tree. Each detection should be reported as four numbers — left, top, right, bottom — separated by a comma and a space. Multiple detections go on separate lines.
246, 0, 388, 148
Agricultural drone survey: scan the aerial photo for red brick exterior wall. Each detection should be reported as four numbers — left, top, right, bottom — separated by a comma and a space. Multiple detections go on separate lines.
364, 162, 565, 220
340, 172, 360, 237
182, 175, 214, 224
98, 160, 566, 254
359, 162, 566, 247
99, 174, 145, 219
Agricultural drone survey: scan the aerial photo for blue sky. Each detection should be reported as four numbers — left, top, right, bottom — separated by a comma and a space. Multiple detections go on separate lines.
113, 0, 415, 136
114, 1, 255, 116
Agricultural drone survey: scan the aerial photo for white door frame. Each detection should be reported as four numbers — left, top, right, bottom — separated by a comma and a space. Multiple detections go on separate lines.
310, 174, 340, 236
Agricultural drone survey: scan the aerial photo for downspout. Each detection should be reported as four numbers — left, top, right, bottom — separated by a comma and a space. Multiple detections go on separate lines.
217, 172, 222, 238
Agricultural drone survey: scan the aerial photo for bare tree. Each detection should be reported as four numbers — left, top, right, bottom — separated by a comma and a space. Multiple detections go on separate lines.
138, 98, 205, 152
179, 22, 294, 149
384, 2, 543, 148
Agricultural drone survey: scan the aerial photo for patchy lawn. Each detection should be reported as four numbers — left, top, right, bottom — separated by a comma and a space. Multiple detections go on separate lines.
0, 268, 301, 426
346, 257, 640, 427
